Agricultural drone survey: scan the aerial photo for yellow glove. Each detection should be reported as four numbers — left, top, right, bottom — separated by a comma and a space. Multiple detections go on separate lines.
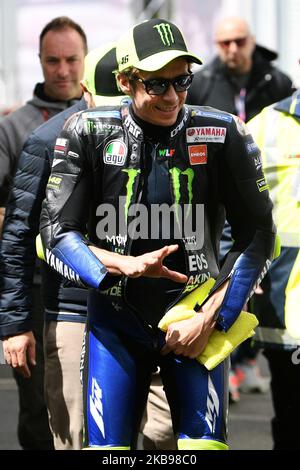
158, 279, 259, 370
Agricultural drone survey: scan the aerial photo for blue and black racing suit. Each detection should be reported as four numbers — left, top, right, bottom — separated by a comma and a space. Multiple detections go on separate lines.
40, 104, 276, 449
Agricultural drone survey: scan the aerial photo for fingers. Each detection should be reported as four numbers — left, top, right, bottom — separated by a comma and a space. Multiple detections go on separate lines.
7, 349, 31, 378
160, 327, 183, 356
5, 345, 25, 369
3, 342, 11, 366
161, 341, 187, 357
161, 343, 185, 356
146, 244, 178, 262
160, 343, 172, 356
16, 349, 31, 377
28, 343, 37, 367
17, 364, 31, 378
10, 350, 19, 368
137, 244, 179, 265
2, 336, 35, 378
155, 244, 179, 259
161, 266, 188, 283
254, 285, 264, 295
160, 315, 215, 359
131, 245, 186, 280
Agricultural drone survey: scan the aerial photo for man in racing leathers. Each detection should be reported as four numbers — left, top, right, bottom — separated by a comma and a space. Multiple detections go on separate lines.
40, 19, 277, 450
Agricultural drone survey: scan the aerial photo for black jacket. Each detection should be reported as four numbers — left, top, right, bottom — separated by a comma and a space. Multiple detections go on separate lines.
0, 98, 87, 339
186, 45, 295, 122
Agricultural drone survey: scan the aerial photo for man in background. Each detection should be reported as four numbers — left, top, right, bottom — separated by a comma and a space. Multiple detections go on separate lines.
187, 16, 294, 122
0, 16, 87, 449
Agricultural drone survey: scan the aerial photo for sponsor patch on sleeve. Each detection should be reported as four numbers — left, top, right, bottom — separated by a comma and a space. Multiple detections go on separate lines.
47, 174, 63, 190
253, 154, 262, 171
245, 136, 262, 170
188, 145, 208, 165
54, 138, 68, 155
245, 136, 259, 154
256, 178, 269, 192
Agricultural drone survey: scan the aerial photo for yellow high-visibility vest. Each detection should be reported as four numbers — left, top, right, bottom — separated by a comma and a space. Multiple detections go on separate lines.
248, 100, 300, 341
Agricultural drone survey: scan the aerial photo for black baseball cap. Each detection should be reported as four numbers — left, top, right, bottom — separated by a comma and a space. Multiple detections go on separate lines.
117, 18, 202, 72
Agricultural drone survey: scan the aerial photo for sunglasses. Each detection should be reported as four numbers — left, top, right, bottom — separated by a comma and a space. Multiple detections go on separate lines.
218, 37, 248, 48
132, 73, 194, 96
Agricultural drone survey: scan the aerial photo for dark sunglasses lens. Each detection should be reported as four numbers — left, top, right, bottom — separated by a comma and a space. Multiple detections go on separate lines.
145, 75, 193, 95
220, 37, 247, 48
174, 75, 193, 91
146, 79, 168, 95
235, 38, 247, 47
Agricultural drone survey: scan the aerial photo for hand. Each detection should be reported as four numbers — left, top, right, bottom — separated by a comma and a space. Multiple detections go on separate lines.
126, 245, 187, 282
254, 285, 264, 294
2, 332, 36, 378
161, 279, 230, 359
161, 311, 216, 359
90, 244, 188, 283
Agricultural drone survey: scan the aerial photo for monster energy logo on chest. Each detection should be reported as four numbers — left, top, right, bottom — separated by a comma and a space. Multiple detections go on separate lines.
122, 168, 141, 221
95, 165, 204, 250
169, 167, 194, 221
153, 23, 174, 46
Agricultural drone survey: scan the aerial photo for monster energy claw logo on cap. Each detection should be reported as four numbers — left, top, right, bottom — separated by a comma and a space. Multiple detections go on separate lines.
153, 23, 174, 47
117, 18, 202, 72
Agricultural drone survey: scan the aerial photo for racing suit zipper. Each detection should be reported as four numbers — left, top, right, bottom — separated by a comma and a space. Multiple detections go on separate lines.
161, 155, 188, 314
121, 141, 157, 337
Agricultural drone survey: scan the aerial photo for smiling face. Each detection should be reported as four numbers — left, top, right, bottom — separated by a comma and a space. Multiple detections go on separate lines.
118, 57, 189, 126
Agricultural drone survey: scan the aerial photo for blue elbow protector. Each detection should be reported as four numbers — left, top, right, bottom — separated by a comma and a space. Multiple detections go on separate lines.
45, 231, 107, 289
216, 230, 276, 332
216, 257, 262, 332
